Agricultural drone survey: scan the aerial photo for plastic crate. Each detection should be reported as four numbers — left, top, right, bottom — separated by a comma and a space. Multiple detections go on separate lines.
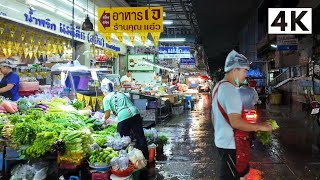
6, 147, 20, 159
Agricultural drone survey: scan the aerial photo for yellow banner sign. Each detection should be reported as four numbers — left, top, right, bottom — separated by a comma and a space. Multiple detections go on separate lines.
98, 7, 163, 33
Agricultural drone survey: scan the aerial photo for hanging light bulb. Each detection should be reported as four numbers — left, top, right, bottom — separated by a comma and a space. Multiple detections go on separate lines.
82, 0, 93, 31
82, 15, 93, 31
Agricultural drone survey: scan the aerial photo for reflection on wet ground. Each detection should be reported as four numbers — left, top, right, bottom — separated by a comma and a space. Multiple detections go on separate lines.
141, 94, 320, 180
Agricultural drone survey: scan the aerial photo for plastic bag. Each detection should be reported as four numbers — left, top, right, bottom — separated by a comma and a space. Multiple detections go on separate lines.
110, 157, 120, 170
118, 157, 129, 170
33, 168, 47, 180
90, 143, 101, 151
121, 136, 131, 147
113, 139, 123, 150
118, 150, 127, 158
32, 161, 50, 172
150, 128, 158, 142
114, 133, 121, 140
10, 163, 35, 180
128, 148, 147, 169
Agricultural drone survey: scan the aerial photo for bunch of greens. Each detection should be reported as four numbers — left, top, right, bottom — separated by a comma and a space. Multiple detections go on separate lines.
44, 111, 87, 130
92, 134, 107, 147
95, 124, 117, 136
17, 98, 33, 112
256, 119, 279, 145
12, 122, 40, 145
71, 100, 86, 110
26, 131, 58, 158
155, 135, 169, 145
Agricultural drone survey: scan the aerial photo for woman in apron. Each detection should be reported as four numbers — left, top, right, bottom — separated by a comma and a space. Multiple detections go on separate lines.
101, 78, 149, 159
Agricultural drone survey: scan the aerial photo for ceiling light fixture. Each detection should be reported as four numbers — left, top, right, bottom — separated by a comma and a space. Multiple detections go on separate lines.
82, 0, 93, 31
163, 20, 173, 25
159, 38, 186, 42
270, 44, 277, 49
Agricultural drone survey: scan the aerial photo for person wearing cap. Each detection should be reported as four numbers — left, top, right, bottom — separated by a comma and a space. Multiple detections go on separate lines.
101, 78, 149, 159
212, 50, 272, 180
0, 60, 20, 101
239, 79, 259, 110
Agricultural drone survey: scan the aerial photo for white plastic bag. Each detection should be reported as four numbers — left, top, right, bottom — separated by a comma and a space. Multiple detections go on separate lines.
33, 168, 47, 180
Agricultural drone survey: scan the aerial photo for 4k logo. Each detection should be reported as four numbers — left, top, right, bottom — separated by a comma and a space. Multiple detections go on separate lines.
268, 8, 312, 34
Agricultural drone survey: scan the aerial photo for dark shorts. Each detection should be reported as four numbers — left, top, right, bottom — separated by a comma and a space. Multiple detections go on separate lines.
217, 148, 250, 180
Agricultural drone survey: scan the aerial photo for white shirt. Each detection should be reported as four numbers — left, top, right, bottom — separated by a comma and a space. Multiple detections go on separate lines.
212, 81, 243, 149
120, 75, 132, 84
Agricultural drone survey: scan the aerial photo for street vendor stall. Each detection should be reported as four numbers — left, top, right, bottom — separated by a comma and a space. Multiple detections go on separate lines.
0, 95, 171, 179
50, 66, 120, 111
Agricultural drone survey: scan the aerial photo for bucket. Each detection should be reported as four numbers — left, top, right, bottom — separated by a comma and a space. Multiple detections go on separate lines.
148, 143, 157, 162
149, 148, 156, 162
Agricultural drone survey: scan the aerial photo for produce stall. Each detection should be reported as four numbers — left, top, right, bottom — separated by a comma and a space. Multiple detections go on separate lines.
0, 95, 169, 179
50, 68, 120, 112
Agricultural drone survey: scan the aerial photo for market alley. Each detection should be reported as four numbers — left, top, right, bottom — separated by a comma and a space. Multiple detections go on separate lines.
142, 94, 320, 180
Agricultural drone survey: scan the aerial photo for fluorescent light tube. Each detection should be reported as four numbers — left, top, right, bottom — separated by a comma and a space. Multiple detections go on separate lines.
159, 38, 186, 42
163, 20, 173, 25
270, 44, 277, 48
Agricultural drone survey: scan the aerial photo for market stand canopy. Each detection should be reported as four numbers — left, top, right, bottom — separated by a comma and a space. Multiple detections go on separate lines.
98, 7, 164, 46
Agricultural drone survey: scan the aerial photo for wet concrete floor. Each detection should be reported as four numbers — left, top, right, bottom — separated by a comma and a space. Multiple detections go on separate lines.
141, 93, 320, 180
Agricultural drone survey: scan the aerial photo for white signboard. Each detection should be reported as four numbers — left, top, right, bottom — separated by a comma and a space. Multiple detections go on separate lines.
127, 54, 155, 71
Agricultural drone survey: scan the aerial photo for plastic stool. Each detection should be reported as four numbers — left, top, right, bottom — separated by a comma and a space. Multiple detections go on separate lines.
185, 100, 194, 110
185, 95, 192, 101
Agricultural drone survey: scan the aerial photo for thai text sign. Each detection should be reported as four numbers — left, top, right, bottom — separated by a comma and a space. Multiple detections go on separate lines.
158, 46, 191, 59
98, 7, 163, 33
127, 54, 155, 71
180, 58, 195, 69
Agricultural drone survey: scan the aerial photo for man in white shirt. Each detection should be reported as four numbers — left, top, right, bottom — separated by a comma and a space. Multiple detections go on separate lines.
120, 71, 133, 85
212, 50, 272, 180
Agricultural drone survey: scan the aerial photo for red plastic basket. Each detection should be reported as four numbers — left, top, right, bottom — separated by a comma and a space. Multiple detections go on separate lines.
19, 90, 37, 97
111, 166, 134, 177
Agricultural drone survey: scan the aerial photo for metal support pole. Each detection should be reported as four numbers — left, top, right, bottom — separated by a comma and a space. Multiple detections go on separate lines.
72, 0, 75, 60
93, 0, 96, 62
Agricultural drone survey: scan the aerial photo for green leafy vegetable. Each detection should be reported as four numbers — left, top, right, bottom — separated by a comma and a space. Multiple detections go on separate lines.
71, 100, 86, 110
12, 122, 39, 145
256, 119, 279, 145
155, 135, 168, 145
26, 131, 58, 158
267, 119, 279, 130
256, 131, 271, 145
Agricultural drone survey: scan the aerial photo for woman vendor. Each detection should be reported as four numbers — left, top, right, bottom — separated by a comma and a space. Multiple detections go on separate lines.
0, 59, 20, 101
101, 78, 149, 159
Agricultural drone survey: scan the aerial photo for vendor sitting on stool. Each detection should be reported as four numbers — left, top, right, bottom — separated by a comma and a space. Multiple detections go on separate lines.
101, 78, 149, 159
0, 59, 20, 101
